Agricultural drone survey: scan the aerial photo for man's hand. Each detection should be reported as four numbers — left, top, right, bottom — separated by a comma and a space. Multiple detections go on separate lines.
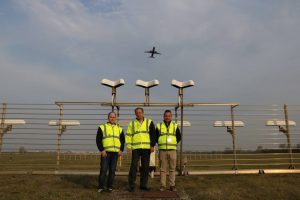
127, 148, 132, 155
150, 147, 154, 153
101, 150, 107, 157
118, 151, 122, 157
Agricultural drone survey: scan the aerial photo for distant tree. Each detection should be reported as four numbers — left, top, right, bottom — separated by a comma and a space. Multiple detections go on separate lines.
256, 145, 263, 152
19, 146, 27, 154
294, 143, 300, 153
236, 148, 242, 153
224, 147, 232, 154
279, 143, 287, 149
278, 143, 287, 153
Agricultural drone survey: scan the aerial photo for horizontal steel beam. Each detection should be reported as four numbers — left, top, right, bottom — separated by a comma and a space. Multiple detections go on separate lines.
1, 169, 300, 176
54, 101, 239, 107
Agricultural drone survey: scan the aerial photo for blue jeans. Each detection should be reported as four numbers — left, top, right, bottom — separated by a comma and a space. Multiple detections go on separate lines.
98, 152, 118, 189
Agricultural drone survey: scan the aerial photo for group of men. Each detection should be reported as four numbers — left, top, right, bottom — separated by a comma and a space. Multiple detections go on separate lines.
96, 107, 181, 193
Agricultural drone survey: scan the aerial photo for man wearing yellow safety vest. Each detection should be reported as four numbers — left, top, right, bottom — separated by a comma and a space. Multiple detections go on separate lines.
156, 110, 181, 192
126, 107, 156, 192
96, 112, 125, 193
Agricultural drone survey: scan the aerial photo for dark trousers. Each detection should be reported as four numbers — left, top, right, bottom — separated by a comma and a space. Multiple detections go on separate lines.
98, 152, 118, 189
128, 149, 151, 188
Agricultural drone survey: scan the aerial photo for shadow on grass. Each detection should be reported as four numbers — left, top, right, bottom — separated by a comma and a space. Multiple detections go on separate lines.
60, 175, 129, 190
61, 175, 98, 189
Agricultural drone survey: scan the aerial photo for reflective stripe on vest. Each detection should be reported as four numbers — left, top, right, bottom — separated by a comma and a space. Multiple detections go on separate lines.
158, 122, 177, 150
100, 123, 121, 152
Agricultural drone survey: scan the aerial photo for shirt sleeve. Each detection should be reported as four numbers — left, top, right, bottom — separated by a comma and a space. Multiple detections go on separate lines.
120, 129, 125, 152
176, 126, 181, 144
149, 121, 156, 147
96, 127, 104, 152
155, 126, 159, 144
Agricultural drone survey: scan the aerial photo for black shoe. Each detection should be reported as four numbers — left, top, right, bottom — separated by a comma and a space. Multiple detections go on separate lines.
170, 186, 177, 191
140, 186, 150, 191
128, 187, 135, 192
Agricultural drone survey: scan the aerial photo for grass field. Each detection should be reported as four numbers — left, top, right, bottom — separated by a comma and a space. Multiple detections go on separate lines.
1, 152, 300, 199
1, 174, 300, 200
0, 152, 300, 172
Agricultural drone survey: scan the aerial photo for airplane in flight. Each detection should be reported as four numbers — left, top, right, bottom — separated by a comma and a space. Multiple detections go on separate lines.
144, 46, 161, 58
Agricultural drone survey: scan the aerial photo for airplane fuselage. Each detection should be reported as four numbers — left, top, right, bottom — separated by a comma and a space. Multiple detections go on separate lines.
145, 46, 160, 58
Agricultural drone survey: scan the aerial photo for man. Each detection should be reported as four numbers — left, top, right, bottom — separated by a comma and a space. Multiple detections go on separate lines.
96, 111, 125, 193
126, 107, 156, 192
156, 110, 181, 192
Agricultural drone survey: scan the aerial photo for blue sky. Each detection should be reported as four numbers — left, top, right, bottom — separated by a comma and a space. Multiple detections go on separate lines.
1, 0, 300, 104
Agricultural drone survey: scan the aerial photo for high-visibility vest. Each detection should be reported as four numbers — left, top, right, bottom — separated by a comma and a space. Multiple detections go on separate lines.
99, 123, 122, 152
157, 122, 178, 150
126, 118, 152, 149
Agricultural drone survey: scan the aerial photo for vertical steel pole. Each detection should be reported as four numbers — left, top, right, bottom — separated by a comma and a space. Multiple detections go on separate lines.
179, 88, 184, 174
284, 104, 294, 169
174, 106, 179, 170
116, 106, 120, 118
0, 103, 7, 153
112, 87, 116, 112
56, 104, 63, 168
145, 88, 150, 106
0, 131, 3, 154
231, 105, 238, 170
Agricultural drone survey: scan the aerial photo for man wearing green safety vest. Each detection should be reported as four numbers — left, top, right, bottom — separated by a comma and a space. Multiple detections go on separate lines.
96, 112, 125, 193
156, 110, 181, 192
126, 107, 156, 192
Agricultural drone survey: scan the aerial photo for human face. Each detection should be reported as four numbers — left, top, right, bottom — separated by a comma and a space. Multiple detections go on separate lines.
135, 108, 144, 121
108, 112, 117, 124
164, 112, 172, 123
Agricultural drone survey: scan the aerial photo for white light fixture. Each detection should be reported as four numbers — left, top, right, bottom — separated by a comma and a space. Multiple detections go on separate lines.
136, 79, 159, 105
213, 120, 244, 170
48, 120, 80, 135
49, 119, 80, 166
266, 120, 296, 127
101, 79, 125, 88
214, 121, 245, 127
101, 78, 125, 107
136, 80, 159, 88
49, 120, 80, 126
265, 118, 296, 169
266, 119, 296, 135
214, 120, 245, 134
171, 79, 195, 104
0, 119, 26, 152
0, 119, 26, 125
171, 80, 195, 89
177, 121, 191, 127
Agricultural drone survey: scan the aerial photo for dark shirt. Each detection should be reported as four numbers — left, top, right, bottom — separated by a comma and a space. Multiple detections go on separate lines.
155, 121, 182, 144
148, 121, 156, 147
96, 124, 125, 152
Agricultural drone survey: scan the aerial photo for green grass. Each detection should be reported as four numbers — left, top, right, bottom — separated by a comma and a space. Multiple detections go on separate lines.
1, 174, 300, 200
0, 152, 299, 172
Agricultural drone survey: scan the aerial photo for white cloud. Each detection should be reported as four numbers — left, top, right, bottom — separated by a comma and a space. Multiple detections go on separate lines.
0, 50, 102, 102
1, 0, 300, 104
